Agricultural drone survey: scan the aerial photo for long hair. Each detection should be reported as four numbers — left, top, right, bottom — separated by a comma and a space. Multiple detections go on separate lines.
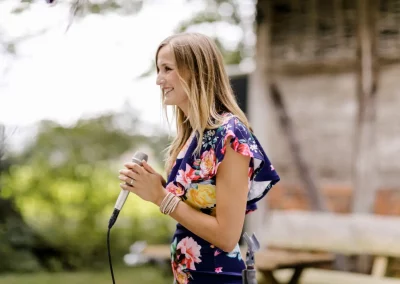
155, 33, 251, 174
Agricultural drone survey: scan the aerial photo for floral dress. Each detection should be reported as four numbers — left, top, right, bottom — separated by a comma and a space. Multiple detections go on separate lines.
165, 113, 280, 284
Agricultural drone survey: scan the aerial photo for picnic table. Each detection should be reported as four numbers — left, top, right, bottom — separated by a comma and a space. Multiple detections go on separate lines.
141, 244, 334, 284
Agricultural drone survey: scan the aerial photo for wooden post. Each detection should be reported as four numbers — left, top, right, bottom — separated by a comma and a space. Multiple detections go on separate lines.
244, 0, 274, 242
352, 0, 379, 216
308, 0, 318, 59
334, 0, 345, 51
352, 0, 379, 273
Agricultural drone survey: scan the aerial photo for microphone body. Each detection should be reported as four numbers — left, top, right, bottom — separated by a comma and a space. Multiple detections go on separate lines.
108, 151, 148, 229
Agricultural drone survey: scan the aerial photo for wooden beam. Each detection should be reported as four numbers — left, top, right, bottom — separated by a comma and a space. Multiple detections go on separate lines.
352, 0, 379, 214
261, 210, 400, 258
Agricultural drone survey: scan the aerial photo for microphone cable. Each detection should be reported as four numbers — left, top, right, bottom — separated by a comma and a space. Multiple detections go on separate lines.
107, 227, 116, 284
106, 152, 147, 283
107, 209, 120, 284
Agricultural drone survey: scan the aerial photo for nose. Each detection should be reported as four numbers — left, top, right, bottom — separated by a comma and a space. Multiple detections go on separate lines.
156, 75, 165, 86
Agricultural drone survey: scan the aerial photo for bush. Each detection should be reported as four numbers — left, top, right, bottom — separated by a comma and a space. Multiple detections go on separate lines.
1, 162, 175, 272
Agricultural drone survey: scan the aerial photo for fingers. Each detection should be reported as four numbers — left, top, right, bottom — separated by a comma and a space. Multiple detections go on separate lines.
118, 173, 134, 184
120, 182, 135, 192
119, 161, 155, 193
124, 162, 146, 174
119, 169, 136, 179
142, 160, 156, 174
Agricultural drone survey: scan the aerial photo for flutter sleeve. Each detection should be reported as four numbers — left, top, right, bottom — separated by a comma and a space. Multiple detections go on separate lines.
214, 115, 280, 213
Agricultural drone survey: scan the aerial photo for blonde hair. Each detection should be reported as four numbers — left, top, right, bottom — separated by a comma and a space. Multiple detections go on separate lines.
155, 33, 251, 174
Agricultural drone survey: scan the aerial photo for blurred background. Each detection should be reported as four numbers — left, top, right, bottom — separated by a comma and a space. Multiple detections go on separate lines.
1, 0, 400, 283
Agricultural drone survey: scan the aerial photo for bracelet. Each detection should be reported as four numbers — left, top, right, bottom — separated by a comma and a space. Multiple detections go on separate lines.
160, 192, 180, 215
159, 192, 174, 212
160, 192, 181, 215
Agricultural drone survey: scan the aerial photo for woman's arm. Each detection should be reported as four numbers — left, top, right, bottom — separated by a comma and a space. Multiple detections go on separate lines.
120, 140, 250, 252
161, 143, 250, 252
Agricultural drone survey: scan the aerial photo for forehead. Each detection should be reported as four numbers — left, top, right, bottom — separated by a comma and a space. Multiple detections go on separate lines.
157, 45, 175, 66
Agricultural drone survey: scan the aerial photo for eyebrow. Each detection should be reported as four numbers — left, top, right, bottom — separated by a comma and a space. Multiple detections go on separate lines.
157, 62, 175, 68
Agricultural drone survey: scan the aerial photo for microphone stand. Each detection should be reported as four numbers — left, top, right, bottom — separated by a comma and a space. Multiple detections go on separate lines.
242, 232, 260, 284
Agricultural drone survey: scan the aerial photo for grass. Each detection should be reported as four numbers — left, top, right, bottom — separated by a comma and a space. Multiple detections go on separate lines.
0, 264, 172, 284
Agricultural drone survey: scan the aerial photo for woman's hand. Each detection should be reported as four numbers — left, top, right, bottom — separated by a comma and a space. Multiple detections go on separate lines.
118, 160, 167, 206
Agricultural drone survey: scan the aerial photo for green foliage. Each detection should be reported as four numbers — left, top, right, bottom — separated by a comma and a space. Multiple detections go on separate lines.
0, 265, 170, 284
10, 0, 144, 16
0, 112, 174, 272
66, 0, 144, 17
175, 0, 254, 65
0, 207, 43, 273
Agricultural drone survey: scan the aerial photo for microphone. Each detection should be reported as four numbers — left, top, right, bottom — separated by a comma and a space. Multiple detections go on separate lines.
108, 151, 148, 229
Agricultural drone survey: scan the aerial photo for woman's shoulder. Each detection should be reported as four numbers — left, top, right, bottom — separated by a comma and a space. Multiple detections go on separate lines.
200, 112, 255, 157
215, 112, 250, 131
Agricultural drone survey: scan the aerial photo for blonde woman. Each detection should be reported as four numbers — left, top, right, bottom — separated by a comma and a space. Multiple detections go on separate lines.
118, 33, 280, 284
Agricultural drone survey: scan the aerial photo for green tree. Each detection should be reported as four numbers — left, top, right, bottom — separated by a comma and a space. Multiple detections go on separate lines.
1, 112, 172, 272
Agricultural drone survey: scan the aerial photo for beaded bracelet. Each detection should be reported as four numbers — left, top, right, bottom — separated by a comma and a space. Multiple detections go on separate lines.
159, 192, 181, 215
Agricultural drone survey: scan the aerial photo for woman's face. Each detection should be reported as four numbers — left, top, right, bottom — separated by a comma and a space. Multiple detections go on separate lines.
156, 45, 189, 115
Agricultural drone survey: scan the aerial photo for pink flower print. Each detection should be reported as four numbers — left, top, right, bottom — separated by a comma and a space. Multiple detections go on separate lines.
176, 237, 202, 270
248, 167, 254, 178
231, 138, 252, 157
214, 250, 221, 256
200, 149, 216, 177
193, 159, 201, 167
220, 131, 235, 156
176, 164, 196, 189
270, 164, 275, 171
222, 130, 236, 149
166, 182, 185, 197
215, 267, 223, 273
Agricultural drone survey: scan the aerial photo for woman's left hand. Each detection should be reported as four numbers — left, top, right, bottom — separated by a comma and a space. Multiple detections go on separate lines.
118, 160, 167, 206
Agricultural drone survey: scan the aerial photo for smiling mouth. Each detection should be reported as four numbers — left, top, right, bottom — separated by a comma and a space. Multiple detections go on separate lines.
164, 89, 173, 96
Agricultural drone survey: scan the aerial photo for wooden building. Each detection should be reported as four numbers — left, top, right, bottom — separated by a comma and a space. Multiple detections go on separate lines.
228, 1, 400, 233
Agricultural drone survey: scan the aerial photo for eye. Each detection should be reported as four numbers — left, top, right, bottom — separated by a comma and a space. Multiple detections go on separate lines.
164, 66, 172, 72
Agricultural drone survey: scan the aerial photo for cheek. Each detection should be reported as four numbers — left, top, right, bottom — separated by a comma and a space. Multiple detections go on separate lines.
170, 73, 181, 87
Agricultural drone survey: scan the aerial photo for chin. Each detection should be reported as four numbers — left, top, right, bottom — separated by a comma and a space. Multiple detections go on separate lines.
163, 96, 179, 106
163, 99, 175, 106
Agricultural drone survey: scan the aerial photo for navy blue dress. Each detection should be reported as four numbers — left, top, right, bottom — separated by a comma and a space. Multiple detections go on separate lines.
165, 113, 280, 284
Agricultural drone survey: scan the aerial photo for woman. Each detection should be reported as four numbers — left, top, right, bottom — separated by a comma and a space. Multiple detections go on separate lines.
118, 32, 280, 284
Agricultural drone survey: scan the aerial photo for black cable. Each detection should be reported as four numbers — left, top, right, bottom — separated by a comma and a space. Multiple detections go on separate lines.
107, 227, 116, 284
107, 209, 120, 284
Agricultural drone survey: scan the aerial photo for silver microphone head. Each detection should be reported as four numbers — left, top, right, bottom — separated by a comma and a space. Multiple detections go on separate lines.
132, 151, 148, 165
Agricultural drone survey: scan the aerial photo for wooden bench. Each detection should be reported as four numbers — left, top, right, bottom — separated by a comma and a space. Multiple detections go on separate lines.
258, 210, 400, 282
141, 244, 334, 284
274, 268, 400, 284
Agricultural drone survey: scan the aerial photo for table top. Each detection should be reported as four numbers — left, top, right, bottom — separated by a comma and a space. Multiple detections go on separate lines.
142, 245, 334, 271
